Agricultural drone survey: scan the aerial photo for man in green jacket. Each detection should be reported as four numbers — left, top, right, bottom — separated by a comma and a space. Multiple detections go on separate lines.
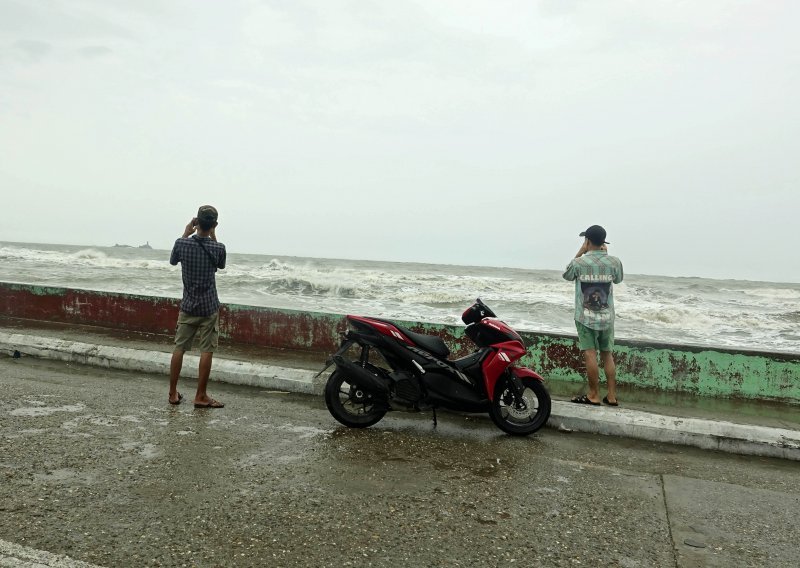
563, 225, 624, 406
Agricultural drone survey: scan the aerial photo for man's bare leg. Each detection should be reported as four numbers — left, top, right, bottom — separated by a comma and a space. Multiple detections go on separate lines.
168, 350, 184, 404
601, 351, 617, 403
194, 352, 223, 407
583, 349, 601, 403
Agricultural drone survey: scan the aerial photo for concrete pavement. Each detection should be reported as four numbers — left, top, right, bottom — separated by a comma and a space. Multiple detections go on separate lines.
1, 322, 799, 462
2, 356, 799, 567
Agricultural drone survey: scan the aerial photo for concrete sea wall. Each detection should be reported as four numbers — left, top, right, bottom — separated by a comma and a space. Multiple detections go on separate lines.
1, 282, 798, 403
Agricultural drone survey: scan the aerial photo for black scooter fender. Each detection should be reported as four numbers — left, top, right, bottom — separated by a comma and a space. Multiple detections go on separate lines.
331, 355, 390, 395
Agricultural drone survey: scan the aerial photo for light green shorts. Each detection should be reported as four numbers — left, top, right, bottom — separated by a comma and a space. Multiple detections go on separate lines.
174, 311, 219, 353
575, 321, 614, 352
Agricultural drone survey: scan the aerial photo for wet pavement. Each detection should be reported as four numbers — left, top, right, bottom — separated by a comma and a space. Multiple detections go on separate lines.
4, 322, 799, 462
1, 356, 799, 568
3, 316, 798, 432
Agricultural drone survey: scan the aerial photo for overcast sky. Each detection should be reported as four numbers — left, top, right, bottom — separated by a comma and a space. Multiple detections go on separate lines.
2, 0, 798, 282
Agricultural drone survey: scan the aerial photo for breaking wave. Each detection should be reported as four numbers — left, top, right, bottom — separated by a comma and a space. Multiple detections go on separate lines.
1, 242, 799, 353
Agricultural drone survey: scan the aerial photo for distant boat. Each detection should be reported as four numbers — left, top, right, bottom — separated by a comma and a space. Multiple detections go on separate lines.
112, 242, 152, 249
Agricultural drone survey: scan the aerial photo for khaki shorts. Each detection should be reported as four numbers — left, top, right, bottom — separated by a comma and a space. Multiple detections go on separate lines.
174, 311, 219, 353
575, 321, 614, 352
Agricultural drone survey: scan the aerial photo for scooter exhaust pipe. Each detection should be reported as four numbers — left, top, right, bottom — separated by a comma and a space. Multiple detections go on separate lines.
332, 355, 390, 395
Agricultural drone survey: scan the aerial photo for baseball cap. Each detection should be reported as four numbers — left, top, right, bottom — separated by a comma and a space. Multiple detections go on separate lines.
579, 225, 609, 245
197, 205, 218, 222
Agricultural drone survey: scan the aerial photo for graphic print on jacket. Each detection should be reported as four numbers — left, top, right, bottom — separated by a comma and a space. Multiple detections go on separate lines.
580, 274, 614, 312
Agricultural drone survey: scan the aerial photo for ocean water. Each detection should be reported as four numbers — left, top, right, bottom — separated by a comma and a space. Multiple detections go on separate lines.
1, 241, 799, 355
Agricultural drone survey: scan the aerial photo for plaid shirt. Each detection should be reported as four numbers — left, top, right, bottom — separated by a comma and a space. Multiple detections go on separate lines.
170, 236, 226, 316
563, 250, 623, 330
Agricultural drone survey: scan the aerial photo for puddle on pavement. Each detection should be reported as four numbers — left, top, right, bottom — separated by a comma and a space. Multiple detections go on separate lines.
239, 450, 303, 467
119, 441, 160, 459
119, 415, 142, 423
326, 425, 525, 483
33, 468, 97, 485
471, 465, 501, 478
10, 403, 86, 417
4, 428, 48, 439
237, 425, 330, 468
88, 417, 117, 427
277, 424, 331, 439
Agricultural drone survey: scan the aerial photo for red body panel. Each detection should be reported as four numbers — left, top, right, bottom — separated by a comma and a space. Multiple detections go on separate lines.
481, 339, 527, 400
347, 315, 414, 346
510, 366, 545, 382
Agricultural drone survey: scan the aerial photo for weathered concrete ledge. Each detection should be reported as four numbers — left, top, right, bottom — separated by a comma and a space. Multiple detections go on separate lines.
3, 331, 799, 461
0, 332, 320, 395
1, 282, 798, 402
0, 538, 103, 568
549, 404, 800, 461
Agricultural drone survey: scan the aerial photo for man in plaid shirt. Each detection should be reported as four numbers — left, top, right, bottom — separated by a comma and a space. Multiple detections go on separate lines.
563, 225, 624, 407
168, 205, 227, 408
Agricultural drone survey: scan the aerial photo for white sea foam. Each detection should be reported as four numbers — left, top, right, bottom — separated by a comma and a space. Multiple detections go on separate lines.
720, 287, 800, 304
0, 245, 170, 272
1, 242, 799, 353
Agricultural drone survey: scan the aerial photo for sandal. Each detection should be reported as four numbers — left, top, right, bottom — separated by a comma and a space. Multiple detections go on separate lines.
571, 394, 601, 406
194, 398, 225, 409
602, 396, 619, 407
168, 393, 184, 405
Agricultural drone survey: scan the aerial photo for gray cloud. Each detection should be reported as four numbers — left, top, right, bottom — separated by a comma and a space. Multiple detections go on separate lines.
12, 39, 52, 61
1, 0, 798, 282
78, 45, 113, 58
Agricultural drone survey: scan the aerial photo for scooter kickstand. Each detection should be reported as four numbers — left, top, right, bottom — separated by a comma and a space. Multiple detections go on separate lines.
432, 406, 438, 428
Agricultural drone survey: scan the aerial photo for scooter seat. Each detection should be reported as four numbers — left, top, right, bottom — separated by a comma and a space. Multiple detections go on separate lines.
395, 325, 450, 358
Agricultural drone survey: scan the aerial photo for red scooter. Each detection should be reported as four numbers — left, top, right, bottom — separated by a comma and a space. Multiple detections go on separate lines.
318, 299, 551, 436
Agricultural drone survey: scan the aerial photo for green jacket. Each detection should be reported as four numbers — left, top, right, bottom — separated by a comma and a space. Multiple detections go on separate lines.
563, 250, 624, 330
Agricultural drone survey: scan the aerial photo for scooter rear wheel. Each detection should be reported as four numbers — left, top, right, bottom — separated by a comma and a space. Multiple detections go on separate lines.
488, 374, 551, 436
324, 367, 388, 428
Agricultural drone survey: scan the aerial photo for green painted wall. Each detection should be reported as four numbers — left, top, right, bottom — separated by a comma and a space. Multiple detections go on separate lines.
1, 282, 798, 403
517, 332, 800, 401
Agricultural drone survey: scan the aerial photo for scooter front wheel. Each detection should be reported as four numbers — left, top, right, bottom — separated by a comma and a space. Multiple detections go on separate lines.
324, 367, 388, 428
488, 374, 551, 436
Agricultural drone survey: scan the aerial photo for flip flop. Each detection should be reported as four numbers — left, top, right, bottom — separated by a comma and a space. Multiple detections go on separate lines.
571, 394, 601, 406
602, 396, 619, 407
168, 393, 184, 405
194, 399, 225, 409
